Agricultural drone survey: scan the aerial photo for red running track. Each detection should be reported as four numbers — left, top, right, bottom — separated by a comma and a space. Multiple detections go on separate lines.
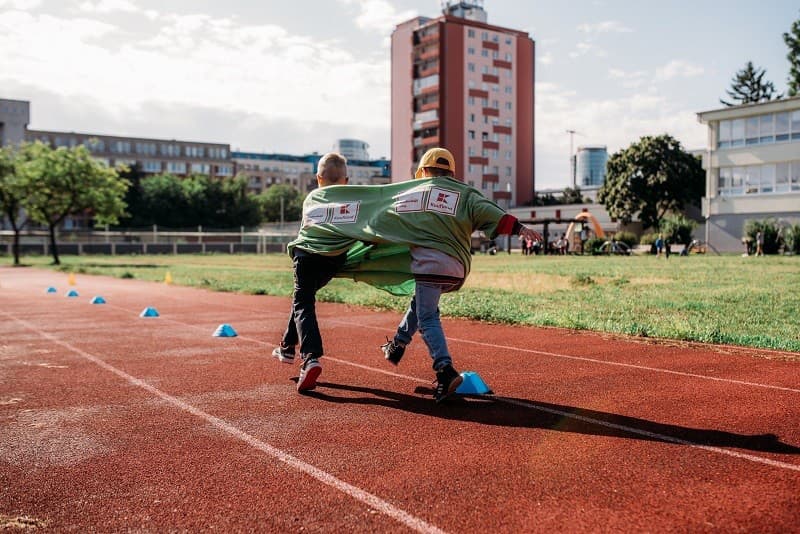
1, 266, 799, 532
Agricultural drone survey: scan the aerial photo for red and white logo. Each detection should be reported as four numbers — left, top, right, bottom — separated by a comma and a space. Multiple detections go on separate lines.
331, 201, 360, 223
394, 188, 426, 213
425, 187, 459, 216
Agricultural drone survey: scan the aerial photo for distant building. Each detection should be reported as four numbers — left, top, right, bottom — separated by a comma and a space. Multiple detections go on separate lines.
391, 0, 535, 207
25, 129, 233, 178
232, 151, 390, 194
0, 98, 30, 147
333, 139, 370, 161
574, 145, 607, 201
697, 96, 800, 252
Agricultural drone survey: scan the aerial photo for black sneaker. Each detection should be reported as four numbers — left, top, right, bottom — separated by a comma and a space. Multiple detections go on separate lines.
381, 338, 406, 365
271, 344, 295, 364
297, 357, 322, 392
433, 364, 463, 404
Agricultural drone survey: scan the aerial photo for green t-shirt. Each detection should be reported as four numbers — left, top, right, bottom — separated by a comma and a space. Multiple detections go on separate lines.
288, 177, 511, 295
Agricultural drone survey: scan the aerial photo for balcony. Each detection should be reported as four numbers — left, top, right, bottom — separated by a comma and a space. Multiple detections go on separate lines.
493, 125, 512, 134
417, 48, 440, 61
418, 65, 439, 78
418, 100, 439, 112
493, 59, 512, 70
482, 141, 499, 150
418, 32, 439, 45
482, 107, 500, 117
469, 156, 489, 165
493, 190, 512, 200
482, 174, 499, 183
482, 74, 499, 84
468, 88, 489, 99
482, 41, 499, 51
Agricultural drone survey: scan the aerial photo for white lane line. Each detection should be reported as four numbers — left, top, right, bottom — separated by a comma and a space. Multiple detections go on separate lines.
2, 311, 446, 534
6, 280, 800, 395
8, 297, 800, 475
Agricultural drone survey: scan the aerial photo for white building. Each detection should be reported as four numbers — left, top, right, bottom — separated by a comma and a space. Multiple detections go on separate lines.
697, 96, 800, 252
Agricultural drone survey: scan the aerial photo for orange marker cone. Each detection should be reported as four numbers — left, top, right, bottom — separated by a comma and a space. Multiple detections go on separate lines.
164, 271, 173, 285
68, 273, 76, 286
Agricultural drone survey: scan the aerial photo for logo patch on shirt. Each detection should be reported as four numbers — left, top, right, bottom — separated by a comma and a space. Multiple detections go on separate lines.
331, 201, 360, 223
425, 187, 460, 216
304, 204, 329, 225
393, 189, 425, 213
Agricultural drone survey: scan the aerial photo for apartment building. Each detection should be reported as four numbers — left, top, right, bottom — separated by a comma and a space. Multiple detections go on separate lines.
25, 129, 233, 178
391, 0, 535, 207
233, 152, 391, 194
697, 96, 800, 252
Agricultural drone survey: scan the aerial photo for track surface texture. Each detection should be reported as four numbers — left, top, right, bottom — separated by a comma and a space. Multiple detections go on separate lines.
1, 266, 799, 533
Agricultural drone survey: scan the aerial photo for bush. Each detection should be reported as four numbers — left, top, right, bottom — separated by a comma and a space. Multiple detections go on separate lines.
744, 218, 781, 255
640, 232, 658, 245
612, 231, 637, 248
584, 236, 606, 255
660, 213, 697, 247
783, 223, 800, 255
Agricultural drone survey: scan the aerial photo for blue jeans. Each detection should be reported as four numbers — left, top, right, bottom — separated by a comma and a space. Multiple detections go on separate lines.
395, 279, 462, 371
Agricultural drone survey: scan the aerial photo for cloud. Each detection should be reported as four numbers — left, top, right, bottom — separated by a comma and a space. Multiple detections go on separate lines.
568, 41, 606, 59
0, 0, 40, 9
655, 59, 705, 81
0, 9, 392, 134
539, 51, 554, 66
577, 20, 633, 33
78, 0, 139, 13
337, 0, 416, 34
533, 81, 706, 188
608, 68, 649, 89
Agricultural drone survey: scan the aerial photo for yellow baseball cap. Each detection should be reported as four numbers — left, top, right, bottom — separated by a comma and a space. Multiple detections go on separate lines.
415, 147, 456, 178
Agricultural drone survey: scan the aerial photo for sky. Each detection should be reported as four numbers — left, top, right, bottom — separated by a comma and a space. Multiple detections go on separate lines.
1, 0, 797, 189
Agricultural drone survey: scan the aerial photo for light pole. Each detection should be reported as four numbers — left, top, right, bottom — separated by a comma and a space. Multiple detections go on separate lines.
566, 129, 580, 188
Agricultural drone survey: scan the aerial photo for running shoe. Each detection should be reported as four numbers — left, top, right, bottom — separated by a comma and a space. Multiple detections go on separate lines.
297, 358, 322, 392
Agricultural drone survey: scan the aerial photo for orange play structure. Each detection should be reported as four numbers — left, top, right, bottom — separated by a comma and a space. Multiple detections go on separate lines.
565, 209, 605, 247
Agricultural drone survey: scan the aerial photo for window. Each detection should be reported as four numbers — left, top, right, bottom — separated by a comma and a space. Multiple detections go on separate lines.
481, 132, 488, 141
775, 112, 790, 141
760, 164, 775, 193
481, 148, 488, 157
468, 96, 475, 105
468, 62, 475, 72
505, 166, 512, 176
745, 116, 759, 145
505, 135, 511, 144
468, 47, 475, 55
469, 113, 475, 122
482, 65, 488, 74
505, 37, 512, 45
481, 31, 488, 40
505, 102, 512, 110
481, 49, 488, 57
468, 29, 475, 38
793, 111, 800, 139
191, 163, 210, 174
468, 164, 475, 173
776, 163, 790, 193
167, 161, 186, 174
793, 161, 800, 191
759, 114, 774, 143
468, 130, 475, 139
504, 86, 512, 94
718, 120, 732, 148
505, 53, 512, 61
505, 150, 512, 160
731, 119, 745, 147
468, 147, 475, 156
492, 50, 499, 59
143, 160, 162, 173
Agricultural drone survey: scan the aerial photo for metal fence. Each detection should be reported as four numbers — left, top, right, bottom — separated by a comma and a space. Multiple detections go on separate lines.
0, 223, 302, 256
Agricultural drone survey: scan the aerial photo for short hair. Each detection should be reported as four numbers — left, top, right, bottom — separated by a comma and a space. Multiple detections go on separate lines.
317, 152, 348, 183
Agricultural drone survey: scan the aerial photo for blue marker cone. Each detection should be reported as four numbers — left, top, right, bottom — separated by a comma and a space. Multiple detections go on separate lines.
91, 296, 106, 304
212, 324, 238, 337
455, 371, 493, 395
46, 286, 57, 293
140, 307, 159, 317
66, 289, 79, 298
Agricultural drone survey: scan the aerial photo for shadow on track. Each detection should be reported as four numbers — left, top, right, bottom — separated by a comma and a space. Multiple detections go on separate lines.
304, 382, 800, 455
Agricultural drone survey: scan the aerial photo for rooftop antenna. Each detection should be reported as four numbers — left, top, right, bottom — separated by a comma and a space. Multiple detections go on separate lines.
565, 129, 585, 189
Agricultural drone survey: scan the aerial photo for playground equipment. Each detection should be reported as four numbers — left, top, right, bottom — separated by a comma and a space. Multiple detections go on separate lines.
565, 209, 606, 249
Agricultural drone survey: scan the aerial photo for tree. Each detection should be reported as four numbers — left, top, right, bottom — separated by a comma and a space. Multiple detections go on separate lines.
561, 186, 587, 205
0, 147, 29, 265
17, 142, 129, 265
659, 213, 697, 248
597, 134, 704, 231
720, 61, 780, 106
256, 184, 304, 222
784, 12, 800, 97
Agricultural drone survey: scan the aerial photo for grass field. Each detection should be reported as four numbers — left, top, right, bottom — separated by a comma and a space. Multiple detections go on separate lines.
15, 252, 800, 352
